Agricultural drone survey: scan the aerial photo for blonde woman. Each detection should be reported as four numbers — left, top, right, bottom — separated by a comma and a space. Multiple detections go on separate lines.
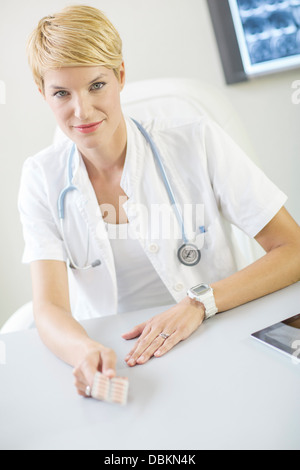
20, 5, 300, 397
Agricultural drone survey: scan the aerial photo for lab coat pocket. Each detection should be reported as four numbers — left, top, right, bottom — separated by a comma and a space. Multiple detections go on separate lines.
194, 224, 207, 251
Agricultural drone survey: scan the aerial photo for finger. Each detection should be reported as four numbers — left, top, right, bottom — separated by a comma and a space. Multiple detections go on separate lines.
73, 349, 104, 388
122, 322, 147, 340
124, 323, 153, 361
79, 354, 101, 387
154, 331, 182, 358
73, 348, 117, 396
73, 366, 85, 384
73, 363, 93, 395
76, 381, 90, 397
100, 348, 117, 378
135, 334, 167, 364
125, 330, 150, 358
73, 372, 90, 396
125, 329, 167, 366
77, 388, 87, 397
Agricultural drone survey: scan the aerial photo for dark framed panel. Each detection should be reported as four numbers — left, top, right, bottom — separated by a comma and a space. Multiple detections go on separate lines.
207, 0, 300, 84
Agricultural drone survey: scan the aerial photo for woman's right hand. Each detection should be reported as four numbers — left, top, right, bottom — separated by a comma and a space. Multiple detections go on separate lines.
73, 343, 117, 397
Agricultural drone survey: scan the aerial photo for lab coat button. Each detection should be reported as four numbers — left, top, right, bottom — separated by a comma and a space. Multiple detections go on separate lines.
174, 283, 184, 292
148, 243, 159, 253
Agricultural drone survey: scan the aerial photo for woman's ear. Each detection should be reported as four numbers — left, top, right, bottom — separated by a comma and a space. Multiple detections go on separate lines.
119, 62, 126, 91
38, 87, 46, 99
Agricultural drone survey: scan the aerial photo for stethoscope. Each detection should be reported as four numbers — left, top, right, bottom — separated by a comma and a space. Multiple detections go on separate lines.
58, 119, 201, 270
57, 143, 101, 270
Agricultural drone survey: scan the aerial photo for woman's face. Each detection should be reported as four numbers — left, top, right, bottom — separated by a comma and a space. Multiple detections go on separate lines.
43, 64, 125, 151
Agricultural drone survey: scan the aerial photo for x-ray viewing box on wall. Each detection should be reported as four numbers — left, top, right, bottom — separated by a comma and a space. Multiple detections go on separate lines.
207, 0, 300, 83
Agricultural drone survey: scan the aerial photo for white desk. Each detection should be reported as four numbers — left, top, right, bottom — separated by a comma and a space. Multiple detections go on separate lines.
0, 283, 300, 450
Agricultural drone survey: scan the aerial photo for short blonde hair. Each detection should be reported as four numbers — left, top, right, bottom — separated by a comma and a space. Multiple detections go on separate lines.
27, 5, 123, 91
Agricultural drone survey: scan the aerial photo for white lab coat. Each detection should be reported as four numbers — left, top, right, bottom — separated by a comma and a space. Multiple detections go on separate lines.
18, 116, 287, 320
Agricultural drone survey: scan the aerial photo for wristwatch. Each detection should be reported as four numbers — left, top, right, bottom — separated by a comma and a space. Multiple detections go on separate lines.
187, 283, 218, 320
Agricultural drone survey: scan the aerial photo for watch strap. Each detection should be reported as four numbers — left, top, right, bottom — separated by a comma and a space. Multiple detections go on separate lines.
200, 290, 218, 319
188, 285, 218, 320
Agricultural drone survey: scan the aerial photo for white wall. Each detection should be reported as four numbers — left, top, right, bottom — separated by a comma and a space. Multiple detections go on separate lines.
0, 0, 299, 328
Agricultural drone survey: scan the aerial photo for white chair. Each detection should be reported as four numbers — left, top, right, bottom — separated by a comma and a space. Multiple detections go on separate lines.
0, 301, 34, 334
1, 78, 264, 334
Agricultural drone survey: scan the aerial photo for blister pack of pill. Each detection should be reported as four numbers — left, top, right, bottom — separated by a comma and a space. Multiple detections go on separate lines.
91, 372, 129, 405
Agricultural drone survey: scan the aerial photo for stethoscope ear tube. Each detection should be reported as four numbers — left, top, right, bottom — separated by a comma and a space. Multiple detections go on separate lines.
131, 119, 188, 244
58, 185, 77, 219
58, 144, 101, 270
132, 119, 201, 267
57, 144, 78, 220
60, 217, 101, 270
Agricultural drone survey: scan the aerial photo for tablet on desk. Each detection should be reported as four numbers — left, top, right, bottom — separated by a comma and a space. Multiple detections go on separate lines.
252, 314, 300, 363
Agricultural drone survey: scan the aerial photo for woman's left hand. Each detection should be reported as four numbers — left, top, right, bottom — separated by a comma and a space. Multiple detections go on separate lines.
122, 297, 205, 366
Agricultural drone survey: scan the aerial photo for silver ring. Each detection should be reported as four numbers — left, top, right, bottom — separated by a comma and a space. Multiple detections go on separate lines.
85, 385, 91, 397
159, 333, 170, 340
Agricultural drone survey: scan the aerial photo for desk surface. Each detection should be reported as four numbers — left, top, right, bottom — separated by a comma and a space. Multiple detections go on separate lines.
1, 283, 300, 450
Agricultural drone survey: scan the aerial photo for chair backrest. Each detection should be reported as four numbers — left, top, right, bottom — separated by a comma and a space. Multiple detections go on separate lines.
121, 77, 259, 165
0, 301, 34, 334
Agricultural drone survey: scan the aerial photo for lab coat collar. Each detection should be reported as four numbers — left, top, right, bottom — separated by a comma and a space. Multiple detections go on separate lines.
120, 116, 145, 198
71, 144, 85, 187
121, 116, 154, 231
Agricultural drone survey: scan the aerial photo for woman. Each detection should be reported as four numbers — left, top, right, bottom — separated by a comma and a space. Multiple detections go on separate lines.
21, 5, 300, 397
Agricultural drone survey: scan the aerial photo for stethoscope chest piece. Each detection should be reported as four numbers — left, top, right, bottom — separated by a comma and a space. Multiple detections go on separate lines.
177, 243, 201, 267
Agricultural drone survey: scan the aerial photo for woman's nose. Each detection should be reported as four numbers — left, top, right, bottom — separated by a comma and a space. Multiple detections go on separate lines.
73, 94, 91, 121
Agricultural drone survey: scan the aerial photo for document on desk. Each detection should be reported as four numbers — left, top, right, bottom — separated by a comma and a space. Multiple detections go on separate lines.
252, 313, 300, 363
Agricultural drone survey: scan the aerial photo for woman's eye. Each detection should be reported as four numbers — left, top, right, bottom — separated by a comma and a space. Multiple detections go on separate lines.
52, 82, 105, 98
54, 90, 68, 98
91, 82, 105, 91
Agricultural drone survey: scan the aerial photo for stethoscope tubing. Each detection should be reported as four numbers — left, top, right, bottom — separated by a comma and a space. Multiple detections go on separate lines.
58, 144, 77, 220
57, 119, 200, 269
131, 119, 188, 244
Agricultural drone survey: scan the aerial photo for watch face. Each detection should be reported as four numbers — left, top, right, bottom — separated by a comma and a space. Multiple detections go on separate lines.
191, 284, 210, 296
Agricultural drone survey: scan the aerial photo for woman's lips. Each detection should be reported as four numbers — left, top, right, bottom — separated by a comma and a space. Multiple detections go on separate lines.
73, 120, 103, 134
